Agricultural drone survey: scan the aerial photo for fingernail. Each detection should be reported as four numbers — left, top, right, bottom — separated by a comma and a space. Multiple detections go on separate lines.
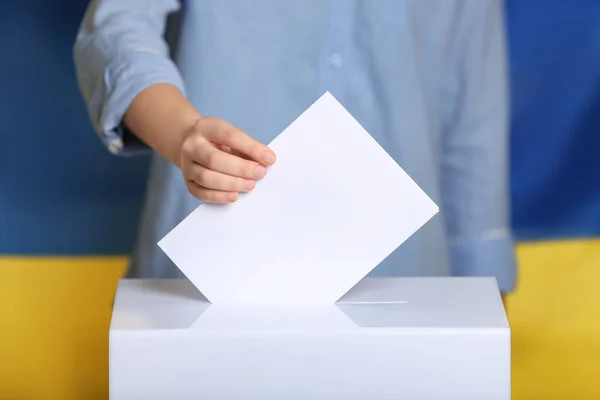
244, 180, 256, 191
254, 165, 267, 178
262, 151, 275, 164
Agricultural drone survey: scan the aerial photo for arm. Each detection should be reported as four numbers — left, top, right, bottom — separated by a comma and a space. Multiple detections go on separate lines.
73, 0, 193, 160
441, 1, 517, 294
73, 1, 275, 202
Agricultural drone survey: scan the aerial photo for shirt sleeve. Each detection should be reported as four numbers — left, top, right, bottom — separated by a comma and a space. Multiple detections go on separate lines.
440, 1, 518, 293
73, 0, 185, 156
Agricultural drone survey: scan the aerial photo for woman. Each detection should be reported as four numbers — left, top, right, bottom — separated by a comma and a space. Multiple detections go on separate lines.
74, 0, 517, 299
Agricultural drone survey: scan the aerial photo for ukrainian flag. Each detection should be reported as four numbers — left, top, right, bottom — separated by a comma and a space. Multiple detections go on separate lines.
1, 1, 599, 399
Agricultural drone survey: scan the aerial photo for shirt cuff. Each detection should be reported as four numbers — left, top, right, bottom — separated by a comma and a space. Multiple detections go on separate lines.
449, 231, 518, 293
97, 50, 186, 156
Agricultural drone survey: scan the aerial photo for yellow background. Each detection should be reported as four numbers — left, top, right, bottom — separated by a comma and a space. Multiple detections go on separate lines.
1, 239, 600, 399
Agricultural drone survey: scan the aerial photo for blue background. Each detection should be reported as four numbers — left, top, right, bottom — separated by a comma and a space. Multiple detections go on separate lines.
1, 0, 599, 255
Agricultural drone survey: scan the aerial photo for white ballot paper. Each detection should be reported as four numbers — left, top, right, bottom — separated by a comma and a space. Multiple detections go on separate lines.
158, 92, 439, 305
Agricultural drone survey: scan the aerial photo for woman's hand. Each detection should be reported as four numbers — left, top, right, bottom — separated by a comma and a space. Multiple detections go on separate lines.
178, 116, 276, 203
123, 84, 276, 204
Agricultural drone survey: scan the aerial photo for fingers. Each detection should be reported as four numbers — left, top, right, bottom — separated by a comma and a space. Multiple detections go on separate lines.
197, 117, 276, 166
183, 138, 267, 179
188, 164, 256, 192
217, 144, 253, 160
187, 181, 238, 204
180, 116, 276, 204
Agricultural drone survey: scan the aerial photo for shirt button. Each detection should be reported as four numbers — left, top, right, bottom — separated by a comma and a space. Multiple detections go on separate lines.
108, 138, 124, 154
327, 53, 343, 68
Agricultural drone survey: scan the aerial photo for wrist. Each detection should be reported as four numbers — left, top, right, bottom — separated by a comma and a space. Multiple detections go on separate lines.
124, 83, 201, 167
171, 107, 202, 169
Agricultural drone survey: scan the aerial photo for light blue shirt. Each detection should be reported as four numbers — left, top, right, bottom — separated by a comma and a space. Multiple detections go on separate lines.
74, 0, 517, 293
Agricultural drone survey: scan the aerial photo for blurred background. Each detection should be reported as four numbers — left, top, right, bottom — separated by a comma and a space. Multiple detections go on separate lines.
1, 0, 599, 399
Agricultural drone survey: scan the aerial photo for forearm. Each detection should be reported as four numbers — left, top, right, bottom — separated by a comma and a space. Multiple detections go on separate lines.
123, 83, 200, 167
74, 0, 186, 157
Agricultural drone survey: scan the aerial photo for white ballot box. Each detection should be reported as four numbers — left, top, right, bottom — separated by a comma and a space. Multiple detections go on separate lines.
109, 277, 510, 400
